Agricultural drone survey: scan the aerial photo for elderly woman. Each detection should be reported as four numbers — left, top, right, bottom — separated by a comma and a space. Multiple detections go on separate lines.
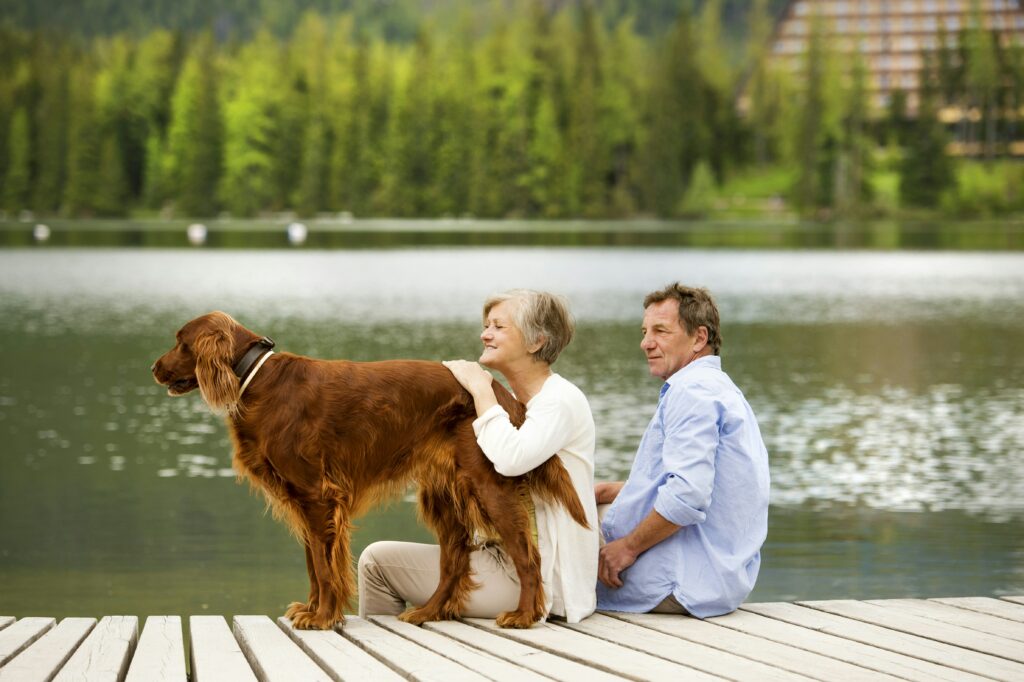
357, 289, 599, 623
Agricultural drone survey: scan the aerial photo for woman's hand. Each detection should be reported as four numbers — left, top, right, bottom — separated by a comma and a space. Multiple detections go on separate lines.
443, 360, 498, 417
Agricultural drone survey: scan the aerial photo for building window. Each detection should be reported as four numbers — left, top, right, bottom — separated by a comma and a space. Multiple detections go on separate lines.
794, 2, 809, 16
836, 18, 849, 32
901, 0, 916, 12
923, 16, 938, 31
901, 16, 915, 32
789, 20, 807, 35
924, 0, 937, 11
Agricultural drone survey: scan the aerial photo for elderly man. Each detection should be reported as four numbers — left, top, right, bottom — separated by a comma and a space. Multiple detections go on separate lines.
595, 283, 769, 618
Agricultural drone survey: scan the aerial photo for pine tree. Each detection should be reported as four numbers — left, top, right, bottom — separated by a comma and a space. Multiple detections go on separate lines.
64, 62, 101, 216
165, 34, 221, 217
900, 55, 956, 207
3, 107, 31, 212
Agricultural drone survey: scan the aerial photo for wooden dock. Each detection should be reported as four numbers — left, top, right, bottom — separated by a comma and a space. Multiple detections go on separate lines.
2, 596, 1023, 681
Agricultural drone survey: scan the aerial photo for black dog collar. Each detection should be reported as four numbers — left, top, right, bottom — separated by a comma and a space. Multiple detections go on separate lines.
233, 336, 275, 380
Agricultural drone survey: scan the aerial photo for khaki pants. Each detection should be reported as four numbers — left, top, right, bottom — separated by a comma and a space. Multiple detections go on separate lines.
357, 541, 522, 618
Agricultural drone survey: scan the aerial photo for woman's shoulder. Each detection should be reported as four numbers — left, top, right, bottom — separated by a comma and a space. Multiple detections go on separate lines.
537, 373, 592, 412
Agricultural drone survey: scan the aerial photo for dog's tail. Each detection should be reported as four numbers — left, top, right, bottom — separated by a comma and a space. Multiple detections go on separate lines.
527, 458, 590, 530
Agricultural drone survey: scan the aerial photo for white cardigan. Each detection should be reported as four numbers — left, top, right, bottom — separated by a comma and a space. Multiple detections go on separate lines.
472, 373, 599, 623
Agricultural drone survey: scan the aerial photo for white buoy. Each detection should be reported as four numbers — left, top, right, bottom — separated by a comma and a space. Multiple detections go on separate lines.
33, 224, 51, 242
187, 223, 207, 245
287, 221, 308, 245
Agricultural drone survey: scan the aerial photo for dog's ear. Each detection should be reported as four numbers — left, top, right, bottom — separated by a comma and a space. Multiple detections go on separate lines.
195, 312, 240, 416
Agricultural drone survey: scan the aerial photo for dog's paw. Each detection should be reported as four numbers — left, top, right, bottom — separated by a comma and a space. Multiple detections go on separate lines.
289, 607, 342, 630
398, 606, 438, 626
285, 601, 310, 620
496, 609, 539, 629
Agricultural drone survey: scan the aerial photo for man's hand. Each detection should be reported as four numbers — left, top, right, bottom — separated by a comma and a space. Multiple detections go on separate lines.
598, 510, 682, 589
594, 481, 625, 505
598, 537, 638, 588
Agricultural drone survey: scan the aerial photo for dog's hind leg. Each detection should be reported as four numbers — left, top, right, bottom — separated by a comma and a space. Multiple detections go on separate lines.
476, 487, 546, 629
398, 485, 476, 626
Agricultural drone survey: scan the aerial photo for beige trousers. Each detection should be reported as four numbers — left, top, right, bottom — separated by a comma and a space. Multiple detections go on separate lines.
357, 541, 522, 618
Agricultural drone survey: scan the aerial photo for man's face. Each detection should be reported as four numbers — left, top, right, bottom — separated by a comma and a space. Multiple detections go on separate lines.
641, 299, 699, 381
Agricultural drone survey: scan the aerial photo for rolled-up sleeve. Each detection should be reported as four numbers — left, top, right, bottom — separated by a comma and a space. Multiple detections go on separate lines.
472, 397, 572, 477
653, 384, 720, 527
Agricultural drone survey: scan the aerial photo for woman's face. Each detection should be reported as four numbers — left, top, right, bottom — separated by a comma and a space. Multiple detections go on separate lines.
479, 300, 531, 370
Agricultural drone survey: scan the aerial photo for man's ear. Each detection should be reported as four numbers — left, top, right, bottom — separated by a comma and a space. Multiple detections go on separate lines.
693, 326, 709, 352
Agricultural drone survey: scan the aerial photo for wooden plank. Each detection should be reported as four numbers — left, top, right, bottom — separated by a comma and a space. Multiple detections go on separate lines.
745, 602, 1024, 681
233, 615, 331, 682
0, 618, 55, 667
933, 597, 1024, 624
0, 618, 96, 682
466, 617, 708, 682
868, 599, 1024, 642
424, 620, 621, 682
339, 616, 488, 682
802, 599, 1024, 663
276, 618, 403, 682
53, 615, 137, 682
711, 607, 989, 682
0, 618, 13, 631
605, 611, 896, 682
1001, 596, 1024, 606
561, 612, 812, 682
125, 616, 186, 682
370, 616, 549, 682
189, 616, 257, 682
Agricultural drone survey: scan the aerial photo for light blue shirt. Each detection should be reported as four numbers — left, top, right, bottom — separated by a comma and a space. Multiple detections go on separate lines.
597, 355, 770, 618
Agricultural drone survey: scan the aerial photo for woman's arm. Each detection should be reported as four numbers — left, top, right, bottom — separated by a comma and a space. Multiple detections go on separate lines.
443, 360, 497, 417
594, 481, 625, 505
443, 360, 576, 477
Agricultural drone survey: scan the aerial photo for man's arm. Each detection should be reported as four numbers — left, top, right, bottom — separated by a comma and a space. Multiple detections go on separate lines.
598, 509, 681, 588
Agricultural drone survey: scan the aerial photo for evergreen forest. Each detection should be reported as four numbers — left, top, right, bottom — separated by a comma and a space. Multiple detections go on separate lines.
1, 0, 1022, 220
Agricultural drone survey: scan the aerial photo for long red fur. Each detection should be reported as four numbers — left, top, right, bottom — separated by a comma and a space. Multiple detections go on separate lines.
153, 311, 588, 630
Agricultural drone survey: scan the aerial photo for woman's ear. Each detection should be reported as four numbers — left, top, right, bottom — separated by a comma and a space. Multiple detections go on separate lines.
195, 318, 240, 416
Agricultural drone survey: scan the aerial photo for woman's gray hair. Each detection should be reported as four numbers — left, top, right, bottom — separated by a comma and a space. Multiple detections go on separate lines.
482, 289, 575, 365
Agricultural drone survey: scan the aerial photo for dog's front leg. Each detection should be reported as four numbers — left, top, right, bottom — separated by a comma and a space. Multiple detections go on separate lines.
285, 541, 319, 621
291, 502, 352, 630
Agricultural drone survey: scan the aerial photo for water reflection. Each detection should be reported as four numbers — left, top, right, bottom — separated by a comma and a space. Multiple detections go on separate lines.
1, 248, 1022, 616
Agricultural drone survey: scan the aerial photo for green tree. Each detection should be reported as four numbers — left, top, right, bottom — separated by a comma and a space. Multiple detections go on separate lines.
64, 62, 101, 216
900, 55, 955, 207
165, 34, 222, 217
219, 31, 285, 216
3, 107, 31, 212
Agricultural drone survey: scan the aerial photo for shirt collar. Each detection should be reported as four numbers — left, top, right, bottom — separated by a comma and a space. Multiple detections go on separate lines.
663, 355, 721, 391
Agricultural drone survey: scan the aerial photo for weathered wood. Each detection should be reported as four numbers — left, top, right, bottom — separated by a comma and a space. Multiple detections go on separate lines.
124, 616, 186, 682
339, 616, 488, 682
868, 598, 1024, 643
716, 607, 989, 682
0, 618, 55, 667
745, 602, 1024, 681
233, 615, 331, 682
276, 617, 403, 682
467, 616, 706, 681
424, 619, 621, 682
1001, 596, 1024, 606
189, 615, 257, 682
371, 615, 549, 682
933, 597, 1024, 624
802, 599, 1024, 663
53, 615, 137, 682
0, 619, 13, 631
0, 618, 96, 682
562, 612, 811, 682
606, 611, 896, 682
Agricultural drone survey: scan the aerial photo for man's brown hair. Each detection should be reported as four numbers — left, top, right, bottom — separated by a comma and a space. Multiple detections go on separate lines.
643, 283, 722, 356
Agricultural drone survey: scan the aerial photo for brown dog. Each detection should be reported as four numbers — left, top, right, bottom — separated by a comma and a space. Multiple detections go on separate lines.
152, 311, 588, 629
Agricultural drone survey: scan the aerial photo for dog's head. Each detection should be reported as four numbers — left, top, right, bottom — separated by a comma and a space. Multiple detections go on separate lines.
152, 311, 254, 415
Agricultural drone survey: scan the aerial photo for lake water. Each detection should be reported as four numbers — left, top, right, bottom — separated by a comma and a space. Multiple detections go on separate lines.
1, 247, 1023, 619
